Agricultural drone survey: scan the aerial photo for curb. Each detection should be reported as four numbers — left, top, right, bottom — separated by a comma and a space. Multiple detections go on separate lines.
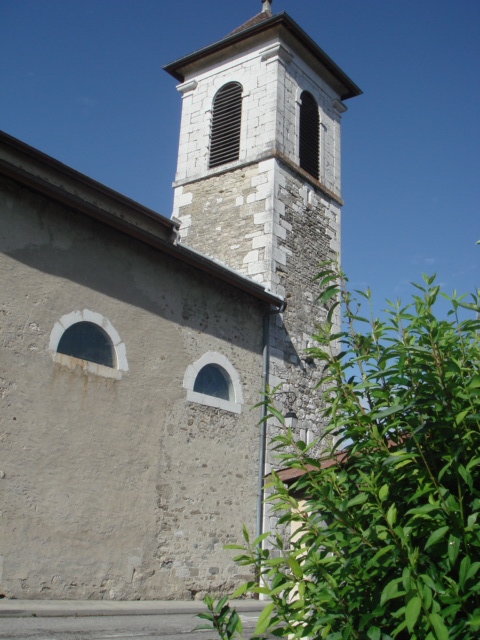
0, 599, 267, 618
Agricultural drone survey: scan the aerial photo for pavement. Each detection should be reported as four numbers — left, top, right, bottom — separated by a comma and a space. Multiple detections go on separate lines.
0, 598, 267, 618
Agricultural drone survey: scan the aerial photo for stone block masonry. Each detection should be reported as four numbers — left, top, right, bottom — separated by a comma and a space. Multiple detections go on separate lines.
174, 156, 341, 449
268, 161, 341, 438
174, 160, 276, 288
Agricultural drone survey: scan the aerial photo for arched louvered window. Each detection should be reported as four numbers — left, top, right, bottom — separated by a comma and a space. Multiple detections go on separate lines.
209, 82, 243, 169
299, 91, 320, 180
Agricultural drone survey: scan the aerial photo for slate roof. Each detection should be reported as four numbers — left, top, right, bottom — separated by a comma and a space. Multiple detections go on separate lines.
164, 11, 361, 101
227, 8, 273, 37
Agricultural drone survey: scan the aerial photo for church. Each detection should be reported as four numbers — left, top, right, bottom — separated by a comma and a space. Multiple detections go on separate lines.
0, 1, 360, 600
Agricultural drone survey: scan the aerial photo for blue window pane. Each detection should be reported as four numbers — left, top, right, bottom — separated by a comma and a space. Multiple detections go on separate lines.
57, 322, 115, 368
194, 364, 232, 401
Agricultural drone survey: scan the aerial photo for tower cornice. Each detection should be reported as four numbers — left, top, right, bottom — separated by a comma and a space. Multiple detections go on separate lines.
172, 151, 344, 207
163, 12, 362, 101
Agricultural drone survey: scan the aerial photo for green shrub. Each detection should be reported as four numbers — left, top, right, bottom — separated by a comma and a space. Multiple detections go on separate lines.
204, 268, 480, 640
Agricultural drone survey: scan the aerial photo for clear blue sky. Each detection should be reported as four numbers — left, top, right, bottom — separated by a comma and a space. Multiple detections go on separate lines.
1, 0, 479, 316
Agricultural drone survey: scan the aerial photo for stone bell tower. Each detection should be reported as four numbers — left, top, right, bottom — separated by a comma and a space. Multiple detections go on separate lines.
164, 1, 361, 443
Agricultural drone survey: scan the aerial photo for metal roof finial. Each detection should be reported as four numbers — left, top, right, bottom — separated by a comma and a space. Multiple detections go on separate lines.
261, 0, 273, 14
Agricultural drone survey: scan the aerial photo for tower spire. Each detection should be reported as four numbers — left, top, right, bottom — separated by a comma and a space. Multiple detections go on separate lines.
261, 0, 273, 14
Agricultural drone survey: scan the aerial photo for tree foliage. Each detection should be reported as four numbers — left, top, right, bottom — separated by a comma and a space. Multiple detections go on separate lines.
203, 267, 480, 639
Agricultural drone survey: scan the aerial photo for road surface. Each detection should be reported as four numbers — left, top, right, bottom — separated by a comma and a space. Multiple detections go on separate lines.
0, 611, 262, 640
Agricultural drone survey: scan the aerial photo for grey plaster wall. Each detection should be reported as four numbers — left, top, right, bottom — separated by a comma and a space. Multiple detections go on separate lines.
0, 176, 266, 600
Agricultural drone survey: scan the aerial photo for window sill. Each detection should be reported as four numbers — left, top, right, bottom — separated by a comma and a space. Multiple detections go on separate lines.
52, 352, 123, 380
186, 390, 242, 414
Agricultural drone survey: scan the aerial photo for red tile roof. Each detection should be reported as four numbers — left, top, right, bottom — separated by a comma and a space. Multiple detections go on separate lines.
274, 450, 348, 484
273, 436, 406, 485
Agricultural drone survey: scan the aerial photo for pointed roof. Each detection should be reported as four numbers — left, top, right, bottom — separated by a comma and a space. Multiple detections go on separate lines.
227, 7, 273, 37
164, 9, 361, 101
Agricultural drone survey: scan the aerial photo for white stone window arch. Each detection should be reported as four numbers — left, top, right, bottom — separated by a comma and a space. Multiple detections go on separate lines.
183, 352, 244, 414
49, 309, 128, 380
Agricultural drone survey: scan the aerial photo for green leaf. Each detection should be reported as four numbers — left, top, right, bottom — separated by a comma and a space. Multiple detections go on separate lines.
367, 626, 381, 640
224, 544, 246, 550
366, 545, 395, 570
253, 603, 275, 635
447, 534, 460, 567
424, 526, 449, 550
405, 596, 421, 633
459, 556, 471, 591
250, 586, 271, 596
402, 567, 412, 592
457, 300, 480, 312
386, 504, 397, 527
318, 285, 340, 304
203, 594, 213, 609
196, 613, 214, 621
327, 300, 341, 324
455, 409, 469, 425
466, 561, 480, 582
231, 581, 250, 598
429, 613, 449, 640
420, 574, 442, 593
406, 504, 438, 516
226, 610, 242, 637
380, 578, 400, 606
371, 404, 405, 420
422, 583, 433, 610
467, 616, 480, 629
379, 484, 389, 502
252, 531, 271, 547
215, 595, 228, 613
287, 556, 303, 579
393, 458, 416, 469
347, 492, 367, 508
194, 623, 215, 631
467, 375, 480, 389
267, 405, 286, 424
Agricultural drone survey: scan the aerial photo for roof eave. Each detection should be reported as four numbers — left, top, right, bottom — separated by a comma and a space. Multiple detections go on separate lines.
0, 131, 285, 310
0, 130, 177, 232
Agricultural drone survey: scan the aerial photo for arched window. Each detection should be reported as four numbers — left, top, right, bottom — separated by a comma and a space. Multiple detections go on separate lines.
209, 82, 243, 169
299, 91, 320, 180
193, 364, 233, 401
57, 322, 115, 368
49, 309, 128, 379
183, 352, 243, 413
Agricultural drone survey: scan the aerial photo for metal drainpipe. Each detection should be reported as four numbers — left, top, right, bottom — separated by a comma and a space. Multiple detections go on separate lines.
256, 302, 285, 541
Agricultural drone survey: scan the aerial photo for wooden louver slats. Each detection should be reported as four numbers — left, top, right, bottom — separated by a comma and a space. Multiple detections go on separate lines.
299, 91, 320, 180
209, 82, 243, 169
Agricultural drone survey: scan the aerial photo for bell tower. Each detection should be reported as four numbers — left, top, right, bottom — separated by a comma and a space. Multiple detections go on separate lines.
164, 1, 361, 442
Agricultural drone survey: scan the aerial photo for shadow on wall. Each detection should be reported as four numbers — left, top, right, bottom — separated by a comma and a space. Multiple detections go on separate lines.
1, 176, 297, 359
